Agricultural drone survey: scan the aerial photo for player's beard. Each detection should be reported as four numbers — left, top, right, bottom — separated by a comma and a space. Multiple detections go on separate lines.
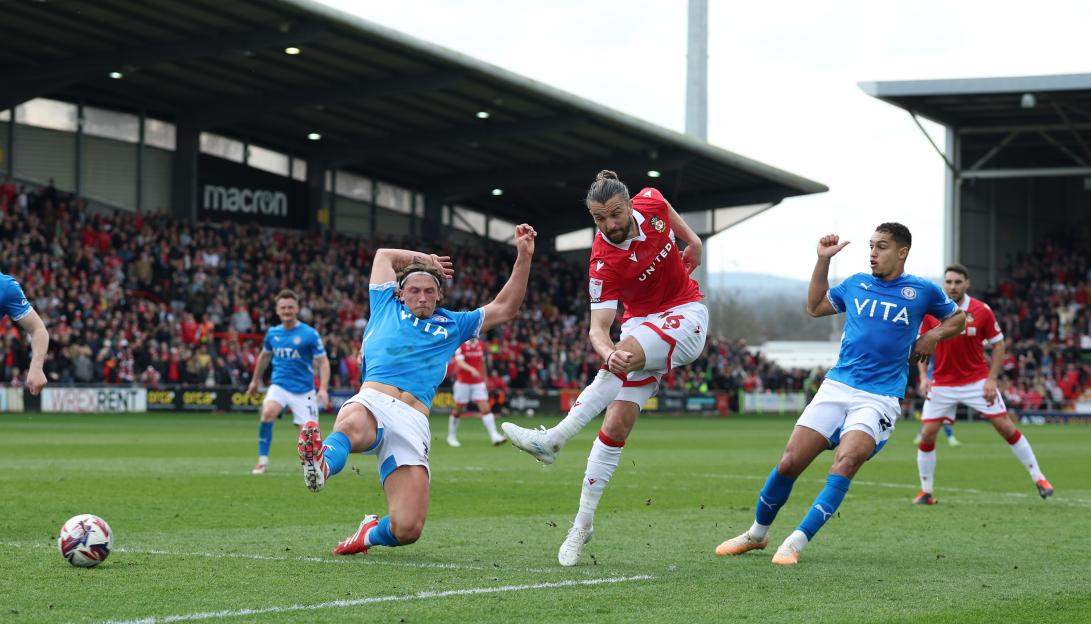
605, 228, 627, 244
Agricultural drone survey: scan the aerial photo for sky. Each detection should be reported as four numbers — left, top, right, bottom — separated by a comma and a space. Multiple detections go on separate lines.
320, 0, 1091, 280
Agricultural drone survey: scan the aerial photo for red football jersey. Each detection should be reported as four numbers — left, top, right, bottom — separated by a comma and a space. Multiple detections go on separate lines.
920, 296, 1003, 386
454, 338, 486, 384
588, 187, 703, 321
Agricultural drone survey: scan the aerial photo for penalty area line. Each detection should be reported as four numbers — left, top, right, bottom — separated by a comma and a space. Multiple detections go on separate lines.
98, 575, 656, 624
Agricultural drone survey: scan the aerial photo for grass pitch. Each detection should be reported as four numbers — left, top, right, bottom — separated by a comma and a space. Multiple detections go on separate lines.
2, 411, 1089, 623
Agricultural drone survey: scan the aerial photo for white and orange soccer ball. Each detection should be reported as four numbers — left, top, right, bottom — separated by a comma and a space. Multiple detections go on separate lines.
57, 514, 113, 568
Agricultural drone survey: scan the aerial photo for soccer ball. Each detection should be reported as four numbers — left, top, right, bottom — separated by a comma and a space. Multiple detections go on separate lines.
58, 514, 113, 568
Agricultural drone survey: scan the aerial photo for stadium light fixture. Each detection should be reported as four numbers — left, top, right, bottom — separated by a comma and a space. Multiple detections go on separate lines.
284, 46, 301, 55
109, 71, 123, 79
647, 170, 661, 178
476, 111, 491, 119
491, 188, 504, 196
307, 132, 322, 141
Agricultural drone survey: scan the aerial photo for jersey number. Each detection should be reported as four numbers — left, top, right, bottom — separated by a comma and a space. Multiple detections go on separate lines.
660, 314, 684, 330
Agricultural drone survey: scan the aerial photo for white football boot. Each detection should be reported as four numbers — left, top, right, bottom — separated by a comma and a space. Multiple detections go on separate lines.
558, 525, 593, 567
500, 423, 558, 465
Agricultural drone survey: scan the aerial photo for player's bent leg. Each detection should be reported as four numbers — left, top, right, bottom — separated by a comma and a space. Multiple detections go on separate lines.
300, 401, 379, 492
254, 399, 283, 474
384, 465, 430, 545
988, 415, 1052, 497
774, 429, 874, 565
525, 334, 647, 455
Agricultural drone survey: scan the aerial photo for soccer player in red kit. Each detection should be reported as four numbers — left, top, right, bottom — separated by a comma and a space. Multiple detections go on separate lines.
914, 264, 1054, 504
446, 337, 506, 447
502, 170, 708, 566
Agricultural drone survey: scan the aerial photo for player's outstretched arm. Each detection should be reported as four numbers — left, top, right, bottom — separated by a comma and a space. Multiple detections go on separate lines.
480, 224, 536, 332
805, 234, 850, 317
911, 311, 966, 364
16, 308, 49, 395
315, 354, 331, 407
247, 351, 272, 395
663, 199, 702, 274
370, 248, 454, 285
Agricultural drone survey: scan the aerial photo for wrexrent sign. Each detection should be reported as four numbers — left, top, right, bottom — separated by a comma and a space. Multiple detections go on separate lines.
202, 185, 287, 216
41, 388, 147, 413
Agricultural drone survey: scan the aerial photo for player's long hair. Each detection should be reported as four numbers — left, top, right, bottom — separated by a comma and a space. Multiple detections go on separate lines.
586, 169, 630, 207
395, 259, 445, 291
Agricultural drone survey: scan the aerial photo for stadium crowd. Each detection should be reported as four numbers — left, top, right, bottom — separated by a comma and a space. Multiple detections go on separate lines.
1, 178, 1086, 410
0, 179, 804, 403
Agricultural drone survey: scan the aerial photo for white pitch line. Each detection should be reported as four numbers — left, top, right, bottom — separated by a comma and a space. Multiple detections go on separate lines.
693, 473, 1091, 507
99, 575, 655, 624
0, 541, 574, 574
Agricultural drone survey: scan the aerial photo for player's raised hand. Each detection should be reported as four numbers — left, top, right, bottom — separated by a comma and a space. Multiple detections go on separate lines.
817, 234, 850, 258
514, 223, 536, 257
429, 254, 455, 279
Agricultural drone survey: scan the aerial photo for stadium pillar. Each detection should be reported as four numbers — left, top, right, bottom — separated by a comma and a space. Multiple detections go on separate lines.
306, 160, 327, 233
421, 194, 444, 244
171, 120, 199, 221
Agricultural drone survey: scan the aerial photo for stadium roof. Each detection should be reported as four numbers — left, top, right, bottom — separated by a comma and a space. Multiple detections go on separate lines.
860, 73, 1091, 175
1, 0, 826, 237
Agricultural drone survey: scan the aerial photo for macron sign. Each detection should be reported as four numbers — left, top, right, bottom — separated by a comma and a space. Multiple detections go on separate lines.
198, 155, 307, 229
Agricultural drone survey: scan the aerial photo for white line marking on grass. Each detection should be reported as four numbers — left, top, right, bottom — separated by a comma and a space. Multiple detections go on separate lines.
0, 541, 573, 574
694, 473, 1091, 507
99, 575, 655, 624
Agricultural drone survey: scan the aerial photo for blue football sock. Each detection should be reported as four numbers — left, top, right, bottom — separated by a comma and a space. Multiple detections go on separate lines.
323, 431, 351, 477
258, 421, 273, 457
365, 516, 401, 547
943, 424, 955, 439
755, 467, 796, 526
797, 474, 851, 540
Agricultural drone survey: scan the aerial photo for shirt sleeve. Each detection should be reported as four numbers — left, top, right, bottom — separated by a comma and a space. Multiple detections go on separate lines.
588, 256, 620, 311
927, 282, 959, 320
312, 330, 327, 357
1, 277, 32, 322
369, 280, 397, 318
980, 305, 1004, 344
453, 308, 485, 343
261, 331, 272, 353
826, 278, 848, 314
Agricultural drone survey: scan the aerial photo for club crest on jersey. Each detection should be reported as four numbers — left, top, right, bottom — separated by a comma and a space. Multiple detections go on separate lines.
589, 278, 603, 299
900, 287, 917, 300
293, 336, 302, 345
432, 315, 450, 323
649, 215, 666, 233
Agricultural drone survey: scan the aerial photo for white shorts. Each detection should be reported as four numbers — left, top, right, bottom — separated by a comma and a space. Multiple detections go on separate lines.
796, 379, 899, 452
922, 379, 1008, 423
342, 388, 431, 486
453, 381, 488, 404
616, 301, 709, 407
264, 384, 318, 425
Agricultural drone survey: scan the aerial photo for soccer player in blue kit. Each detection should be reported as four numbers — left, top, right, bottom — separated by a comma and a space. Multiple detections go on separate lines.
716, 223, 966, 565
246, 290, 330, 475
297, 224, 536, 555
0, 271, 49, 395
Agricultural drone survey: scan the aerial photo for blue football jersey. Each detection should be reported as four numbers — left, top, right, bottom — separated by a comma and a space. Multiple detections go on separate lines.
0, 273, 32, 322
825, 272, 958, 398
262, 322, 326, 394
362, 281, 484, 410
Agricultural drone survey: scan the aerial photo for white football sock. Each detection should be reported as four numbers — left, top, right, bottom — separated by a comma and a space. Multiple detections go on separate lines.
574, 436, 623, 529
917, 448, 937, 494
258, 454, 269, 464
748, 522, 771, 541
481, 413, 500, 439
550, 369, 624, 447
783, 529, 809, 552
447, 415, 459, 439
1009, 434, 1045, 481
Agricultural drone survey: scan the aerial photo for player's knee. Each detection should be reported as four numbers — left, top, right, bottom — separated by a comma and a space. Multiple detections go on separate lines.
829, 453, 867, 478
775, 455, 805, 478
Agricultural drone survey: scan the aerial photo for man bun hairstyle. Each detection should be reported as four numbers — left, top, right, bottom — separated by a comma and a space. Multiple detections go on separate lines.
875, 222, 912, 248
586, 169, 630, 207
945, 263, 970, 279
